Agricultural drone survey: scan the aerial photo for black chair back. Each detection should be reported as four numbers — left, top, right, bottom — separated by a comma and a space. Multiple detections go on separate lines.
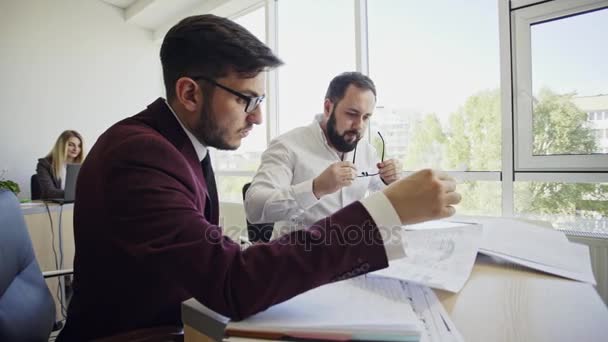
31, 174, 41, 200
242, 183, 274, 243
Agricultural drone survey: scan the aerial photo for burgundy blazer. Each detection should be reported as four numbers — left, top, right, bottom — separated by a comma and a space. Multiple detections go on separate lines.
57, 98, 389, 341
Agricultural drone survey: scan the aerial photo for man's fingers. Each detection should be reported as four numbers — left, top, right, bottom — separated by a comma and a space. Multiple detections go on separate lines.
340, 161, 357, 170
442, 179, 457, 193
435, 170, 456, 182
380, 164, 396, 174
338, 169, 356, 181
440, 205, 456, 218
444, 191, 462, 205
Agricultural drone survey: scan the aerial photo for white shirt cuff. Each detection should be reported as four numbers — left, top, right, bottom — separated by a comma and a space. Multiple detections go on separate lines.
291, 179, 319, 210
360, 192, 406, 261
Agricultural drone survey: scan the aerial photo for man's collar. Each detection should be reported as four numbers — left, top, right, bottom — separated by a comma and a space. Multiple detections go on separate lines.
164, 99, 208, 162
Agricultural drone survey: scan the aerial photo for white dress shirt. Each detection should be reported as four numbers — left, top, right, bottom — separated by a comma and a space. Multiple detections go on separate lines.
245, 114, 405, 260
60, 165, 66, 189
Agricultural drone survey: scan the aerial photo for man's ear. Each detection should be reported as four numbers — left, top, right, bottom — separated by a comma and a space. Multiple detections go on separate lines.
175, 77, 204, 112
323, 98, 333, 118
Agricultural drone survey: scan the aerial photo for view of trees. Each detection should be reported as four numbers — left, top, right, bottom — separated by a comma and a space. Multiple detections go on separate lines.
218, 88, 606, 221
388, 88, 607, 218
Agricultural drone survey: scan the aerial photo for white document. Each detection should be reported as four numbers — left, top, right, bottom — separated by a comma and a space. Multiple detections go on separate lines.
477, 218, 572, 268
372, 223, 483, 292
403, 282, 464, 342
469, 217, 596, 284
228, 276, 423, 340
483, 242, 597, 284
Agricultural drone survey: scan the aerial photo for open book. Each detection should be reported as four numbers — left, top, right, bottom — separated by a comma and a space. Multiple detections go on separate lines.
226, 276, 423, 341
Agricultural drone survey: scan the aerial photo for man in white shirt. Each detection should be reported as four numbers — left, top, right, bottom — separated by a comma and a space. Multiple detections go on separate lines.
245, 72, 402, 238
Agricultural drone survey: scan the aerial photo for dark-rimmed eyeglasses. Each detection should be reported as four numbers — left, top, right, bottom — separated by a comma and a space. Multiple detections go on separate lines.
354, 131, 385, 178
190, 75, 265, 113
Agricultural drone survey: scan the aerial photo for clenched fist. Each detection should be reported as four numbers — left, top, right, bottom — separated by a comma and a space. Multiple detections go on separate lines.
383, 169, 462, 224
312, 161, 357, 199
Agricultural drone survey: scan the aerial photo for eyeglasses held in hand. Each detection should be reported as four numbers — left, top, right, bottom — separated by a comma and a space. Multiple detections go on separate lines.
190, 75, 265, 113
353, 131, 385, 178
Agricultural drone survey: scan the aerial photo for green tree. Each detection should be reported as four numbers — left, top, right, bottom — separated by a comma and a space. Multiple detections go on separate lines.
532, 88, 596, 155
445, 89, 501, 171
403, 113, 446, 169
443, 89, 502, 214
401, 87, 606, 218
516, 88, 605, 217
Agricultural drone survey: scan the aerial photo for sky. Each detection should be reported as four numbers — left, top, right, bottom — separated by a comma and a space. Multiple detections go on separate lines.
532, 7, 608, 97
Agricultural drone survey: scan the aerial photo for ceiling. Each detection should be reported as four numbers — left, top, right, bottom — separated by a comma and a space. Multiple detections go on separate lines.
98, 0, 262, 40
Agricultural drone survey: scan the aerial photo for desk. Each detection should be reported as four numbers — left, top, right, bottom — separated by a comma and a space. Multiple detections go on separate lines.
22, 202, 75, 324
184, 256, 608, 342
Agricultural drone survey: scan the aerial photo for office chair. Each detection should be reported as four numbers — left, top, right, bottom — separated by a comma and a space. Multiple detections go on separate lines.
0, 189, 58, 340
0, 190, 184, 341
31, 174, 41, 200
242, 183, 274, 243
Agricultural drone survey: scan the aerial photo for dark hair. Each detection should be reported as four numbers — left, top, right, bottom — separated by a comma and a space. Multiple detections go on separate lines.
160, 14, 283, 100
325, 72, 377, 104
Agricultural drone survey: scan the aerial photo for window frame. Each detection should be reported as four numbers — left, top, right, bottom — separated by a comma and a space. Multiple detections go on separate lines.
511, 0, 608, 172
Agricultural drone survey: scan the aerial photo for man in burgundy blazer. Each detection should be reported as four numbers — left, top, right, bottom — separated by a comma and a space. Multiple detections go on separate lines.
57, 15, 460, 341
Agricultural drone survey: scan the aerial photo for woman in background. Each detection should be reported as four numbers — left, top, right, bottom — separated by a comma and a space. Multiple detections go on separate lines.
36, 130, 85, 199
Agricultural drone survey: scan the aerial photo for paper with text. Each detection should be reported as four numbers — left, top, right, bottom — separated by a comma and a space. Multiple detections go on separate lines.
372, 224, 483, 292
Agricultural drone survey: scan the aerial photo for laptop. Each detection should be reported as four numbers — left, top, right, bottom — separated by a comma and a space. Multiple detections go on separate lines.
47, 163, 81, 204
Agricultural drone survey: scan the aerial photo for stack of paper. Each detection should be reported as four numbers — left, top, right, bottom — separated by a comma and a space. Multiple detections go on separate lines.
399, 280, 464, 342
227, 276, 423, 341
371, 223, 483, 292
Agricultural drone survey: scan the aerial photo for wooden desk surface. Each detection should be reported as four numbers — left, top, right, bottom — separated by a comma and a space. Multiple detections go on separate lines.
435, 256, 608, 342
186, 256, 608, 342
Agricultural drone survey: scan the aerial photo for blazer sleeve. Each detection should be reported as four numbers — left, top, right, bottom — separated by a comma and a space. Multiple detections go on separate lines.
36, 159, 64, 199
105, 134, 391, 321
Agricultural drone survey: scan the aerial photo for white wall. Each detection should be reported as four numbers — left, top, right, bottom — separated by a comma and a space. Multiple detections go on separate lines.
0, 0, 164, 199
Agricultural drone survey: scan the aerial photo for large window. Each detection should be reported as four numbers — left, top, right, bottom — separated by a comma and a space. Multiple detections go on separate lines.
513, 0, 608, 171
531, 9, 608, 157
515, 181, 608, 232
215, 6, 267, 203
211, 0, 607, 234
368, 0, 501, 215
277, 0, 356, 134
511, 0, 608, 229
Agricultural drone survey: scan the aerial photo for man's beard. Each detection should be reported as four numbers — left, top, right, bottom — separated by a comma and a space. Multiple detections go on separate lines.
326, 106, 362, 153
192, 101, 237, 151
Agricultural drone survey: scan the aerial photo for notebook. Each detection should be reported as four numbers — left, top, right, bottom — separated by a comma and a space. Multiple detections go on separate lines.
226, 276, 423, 341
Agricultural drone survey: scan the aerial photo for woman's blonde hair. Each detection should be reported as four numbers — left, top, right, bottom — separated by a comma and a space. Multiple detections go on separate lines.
45, 130, 85, 179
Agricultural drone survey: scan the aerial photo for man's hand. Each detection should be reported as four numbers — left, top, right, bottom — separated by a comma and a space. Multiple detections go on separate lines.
378, 159, 401, 184
313, 161, 357, 199
383, 169, 461, 225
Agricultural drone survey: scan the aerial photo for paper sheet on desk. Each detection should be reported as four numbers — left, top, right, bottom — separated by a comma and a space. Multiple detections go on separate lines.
403, 283, 464, 342
468, 217, 596, 284
372, 224, 483, 292
483, 242, 596, 284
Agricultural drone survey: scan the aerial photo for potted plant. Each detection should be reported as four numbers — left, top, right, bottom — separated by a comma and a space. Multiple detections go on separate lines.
0, 169, 20, 196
